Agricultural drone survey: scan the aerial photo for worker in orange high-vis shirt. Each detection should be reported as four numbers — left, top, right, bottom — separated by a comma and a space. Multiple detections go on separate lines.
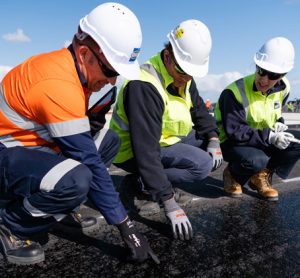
0, 2, 158, 265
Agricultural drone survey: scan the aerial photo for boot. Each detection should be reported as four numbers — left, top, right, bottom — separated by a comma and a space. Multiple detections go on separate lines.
0, 224, 45, 265
59, 212, 99, 234
223, 166, 242, 197
118, 174, 160, 216
248, 169, 278, 201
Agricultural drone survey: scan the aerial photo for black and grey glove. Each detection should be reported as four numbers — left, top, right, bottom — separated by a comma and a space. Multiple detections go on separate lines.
117, 218, 160, 264
88, 112, 106, 137
163, 196, 193, 241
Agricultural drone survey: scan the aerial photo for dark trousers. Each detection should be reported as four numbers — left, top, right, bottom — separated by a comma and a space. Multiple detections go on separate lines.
117, 129, 213, 185
221, 130, 300, 185
0, 129, 119, 238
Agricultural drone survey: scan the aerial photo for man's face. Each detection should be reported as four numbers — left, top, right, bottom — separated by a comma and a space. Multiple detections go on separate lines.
84, 45, 119, 92
164, 49, 192, 88
254, 66, 285, 94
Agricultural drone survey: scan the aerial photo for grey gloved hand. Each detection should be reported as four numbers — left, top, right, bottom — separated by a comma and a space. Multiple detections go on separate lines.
273, 122, 288, 133
163, 196, 193, 240
207, 138, 223, 171
117, 218, 160, 264
268, 131, 295, 150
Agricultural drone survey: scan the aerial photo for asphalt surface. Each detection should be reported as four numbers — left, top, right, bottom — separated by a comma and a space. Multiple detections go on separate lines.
1, 140, 300, 277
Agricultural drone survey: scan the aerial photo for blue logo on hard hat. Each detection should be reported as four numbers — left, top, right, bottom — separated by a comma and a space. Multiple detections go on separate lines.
129, 48, 140, 62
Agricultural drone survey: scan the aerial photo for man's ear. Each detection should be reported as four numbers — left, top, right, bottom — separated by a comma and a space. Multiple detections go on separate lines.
78, 45, 89, 64
163, 49, 171, 64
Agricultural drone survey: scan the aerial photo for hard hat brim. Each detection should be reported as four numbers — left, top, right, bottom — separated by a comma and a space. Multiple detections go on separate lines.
254, 55, 292, 74
178, 57, 209, 78
109, 58, 141, 80
254, 54, 293, 74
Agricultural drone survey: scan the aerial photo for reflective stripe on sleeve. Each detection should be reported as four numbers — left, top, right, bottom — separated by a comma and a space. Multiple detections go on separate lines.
46, 117, 90, 137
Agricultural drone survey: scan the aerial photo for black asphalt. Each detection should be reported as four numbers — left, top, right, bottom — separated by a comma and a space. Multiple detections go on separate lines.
1, 156, 300, 277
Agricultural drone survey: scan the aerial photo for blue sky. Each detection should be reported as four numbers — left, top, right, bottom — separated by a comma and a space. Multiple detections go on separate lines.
1, 0, 300, 103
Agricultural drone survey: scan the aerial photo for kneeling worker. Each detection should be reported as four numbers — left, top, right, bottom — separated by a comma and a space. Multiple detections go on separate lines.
215, 37, 300, 201
110, 19, 222, 240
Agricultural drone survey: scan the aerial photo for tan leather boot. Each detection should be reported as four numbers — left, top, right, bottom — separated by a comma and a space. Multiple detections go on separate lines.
223, 166, 242, 197
248, 169, 278, 201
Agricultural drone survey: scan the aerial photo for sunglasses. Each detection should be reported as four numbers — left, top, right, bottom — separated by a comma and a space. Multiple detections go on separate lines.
170, 51, 187, 75
88, 46, 119, 78
256, 66, 285, 80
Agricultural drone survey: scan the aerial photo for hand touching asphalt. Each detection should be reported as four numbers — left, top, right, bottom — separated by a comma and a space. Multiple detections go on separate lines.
117, 217, 160, 264
163, 196, 193, 240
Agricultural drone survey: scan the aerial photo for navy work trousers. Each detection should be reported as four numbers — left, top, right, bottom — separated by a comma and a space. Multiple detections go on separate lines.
221, 130, 300, 185
118, 129, 213, 187
160, 130, 213, 184
0, 129, 119, 238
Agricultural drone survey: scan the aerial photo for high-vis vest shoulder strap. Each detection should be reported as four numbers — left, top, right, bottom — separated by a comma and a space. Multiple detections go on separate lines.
110, 54, 193, 163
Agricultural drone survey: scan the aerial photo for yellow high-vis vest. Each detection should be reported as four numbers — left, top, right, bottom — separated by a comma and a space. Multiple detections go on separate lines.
214, 74, 290, 143
110, 53, 193, 163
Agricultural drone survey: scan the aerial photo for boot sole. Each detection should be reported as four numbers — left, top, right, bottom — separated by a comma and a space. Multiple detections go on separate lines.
0, 233, 45, 265
224, 191, 243, 198
6, 253, 45, 265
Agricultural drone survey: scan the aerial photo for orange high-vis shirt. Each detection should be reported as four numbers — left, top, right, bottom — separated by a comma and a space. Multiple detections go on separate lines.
0, 48, 90, 150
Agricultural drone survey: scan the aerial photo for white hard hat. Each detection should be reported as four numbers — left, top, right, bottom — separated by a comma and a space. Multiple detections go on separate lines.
79, 2, 142, 80
167, 19, 212, 77
254, 37, 295, 74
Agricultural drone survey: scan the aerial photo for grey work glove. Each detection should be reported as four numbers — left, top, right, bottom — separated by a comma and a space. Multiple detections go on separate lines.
163, 197, 193, 240
273, 122, 288, 133
268, 131, 295, 150
207, 138, 223, 171
117, 218, 160, 264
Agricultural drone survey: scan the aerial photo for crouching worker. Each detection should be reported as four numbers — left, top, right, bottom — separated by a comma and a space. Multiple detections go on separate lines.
0, 3, 158, 265
110, 20, 222, 241
215, 37, 300, 201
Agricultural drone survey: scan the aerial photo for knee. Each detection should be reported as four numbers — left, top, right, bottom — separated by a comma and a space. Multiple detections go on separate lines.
192, 152, 212, 180
60, 164, 92, 206
241, 156, 268, 173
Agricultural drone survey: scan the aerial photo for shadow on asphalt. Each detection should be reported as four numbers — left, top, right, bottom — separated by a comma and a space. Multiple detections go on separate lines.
50, 225, 127, 261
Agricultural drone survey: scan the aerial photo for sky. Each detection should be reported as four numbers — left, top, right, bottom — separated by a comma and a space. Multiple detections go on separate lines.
1, 0, 300, 103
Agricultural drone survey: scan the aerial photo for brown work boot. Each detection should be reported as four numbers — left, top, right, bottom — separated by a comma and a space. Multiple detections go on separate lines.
223, 166, 242, 197
248, 169, 278, 201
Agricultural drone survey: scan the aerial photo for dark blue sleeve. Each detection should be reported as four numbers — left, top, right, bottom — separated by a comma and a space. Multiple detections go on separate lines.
219, 89, 271, 149
123, 81, 174, 201
54, 132, 127, 225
